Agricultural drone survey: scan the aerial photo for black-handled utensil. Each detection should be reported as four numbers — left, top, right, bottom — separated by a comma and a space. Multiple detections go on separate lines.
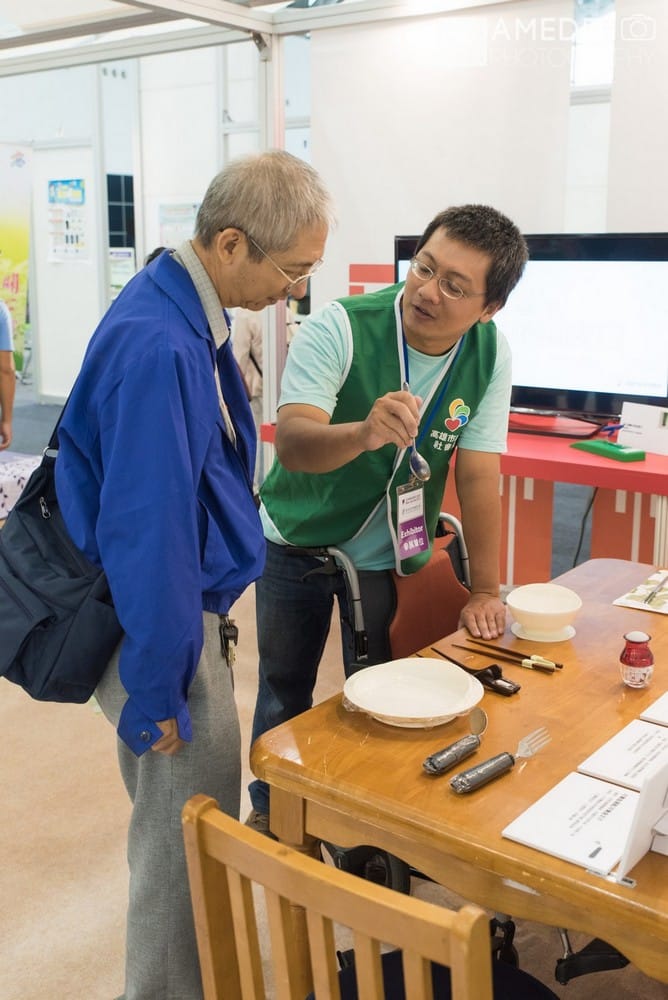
423, 707, 488, 775
450, 726, 551, 793
428, 648, 521, 696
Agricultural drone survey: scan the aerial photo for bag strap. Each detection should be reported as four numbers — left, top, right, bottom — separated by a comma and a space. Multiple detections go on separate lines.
249, 349, 263, 378
43, 394, 71, 461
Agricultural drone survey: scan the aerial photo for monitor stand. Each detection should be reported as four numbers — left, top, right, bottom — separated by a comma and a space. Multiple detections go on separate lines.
508, 410, 603, 439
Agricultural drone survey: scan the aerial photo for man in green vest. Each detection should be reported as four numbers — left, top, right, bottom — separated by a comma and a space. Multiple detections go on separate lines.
247, 204, 528, 832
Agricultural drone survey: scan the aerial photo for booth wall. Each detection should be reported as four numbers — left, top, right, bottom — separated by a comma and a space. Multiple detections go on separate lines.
139, 48, 220, 257
607, 0, 668, 230
0, 53, 220, 397
0, 64, 136, 398
309, 0, 573, 309
0, 66, 96, 142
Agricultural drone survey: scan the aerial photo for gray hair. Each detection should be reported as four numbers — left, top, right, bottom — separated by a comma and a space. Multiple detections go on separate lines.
195, 150, 335, 258
416, 204, 528, 308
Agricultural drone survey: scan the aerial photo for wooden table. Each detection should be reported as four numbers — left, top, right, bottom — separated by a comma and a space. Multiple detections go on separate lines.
250, 558, 668, 985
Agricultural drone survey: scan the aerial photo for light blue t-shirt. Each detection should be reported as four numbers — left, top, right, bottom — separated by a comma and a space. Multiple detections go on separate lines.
262, 298, 512, 570
0, 301, 13, 352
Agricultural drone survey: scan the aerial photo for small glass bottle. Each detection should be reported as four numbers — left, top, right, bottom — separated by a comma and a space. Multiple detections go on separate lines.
619, 630, 654, 689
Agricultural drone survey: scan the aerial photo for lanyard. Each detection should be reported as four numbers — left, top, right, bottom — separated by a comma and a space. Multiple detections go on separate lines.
402, 334, 464, 448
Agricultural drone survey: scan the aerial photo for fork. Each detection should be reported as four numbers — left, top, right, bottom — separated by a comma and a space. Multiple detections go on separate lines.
450, 726, 551, 794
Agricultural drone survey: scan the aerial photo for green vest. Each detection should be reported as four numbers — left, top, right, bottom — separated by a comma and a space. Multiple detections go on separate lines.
262, 284, 497, 573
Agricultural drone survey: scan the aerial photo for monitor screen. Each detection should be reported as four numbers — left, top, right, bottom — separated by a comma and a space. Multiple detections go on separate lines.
394, 232, 668, 424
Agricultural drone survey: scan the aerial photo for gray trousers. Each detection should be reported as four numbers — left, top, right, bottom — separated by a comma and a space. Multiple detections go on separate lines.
96, 611, 241, 1000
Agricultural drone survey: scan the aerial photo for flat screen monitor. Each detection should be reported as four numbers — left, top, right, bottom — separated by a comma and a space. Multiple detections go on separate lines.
394, 232, 668, 427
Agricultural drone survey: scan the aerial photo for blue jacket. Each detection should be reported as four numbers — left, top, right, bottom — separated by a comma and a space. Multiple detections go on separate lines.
55, 250, 265, 754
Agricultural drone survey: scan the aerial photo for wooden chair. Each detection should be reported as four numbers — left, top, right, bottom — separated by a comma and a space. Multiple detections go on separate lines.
182, 794, 559, 1000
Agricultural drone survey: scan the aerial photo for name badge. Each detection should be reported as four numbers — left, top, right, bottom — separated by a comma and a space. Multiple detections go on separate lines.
396, 481, 428, 558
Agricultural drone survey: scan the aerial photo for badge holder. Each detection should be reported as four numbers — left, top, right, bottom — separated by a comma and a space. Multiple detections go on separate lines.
396, 478, 429, 561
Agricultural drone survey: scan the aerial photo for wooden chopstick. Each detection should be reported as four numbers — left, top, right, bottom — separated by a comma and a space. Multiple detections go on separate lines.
429, 647, 481, 674
450, 643, 556, 673
464, 637, 563, 669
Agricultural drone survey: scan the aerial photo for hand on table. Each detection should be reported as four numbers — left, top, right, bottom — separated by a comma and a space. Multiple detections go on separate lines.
459, 593, 506, 640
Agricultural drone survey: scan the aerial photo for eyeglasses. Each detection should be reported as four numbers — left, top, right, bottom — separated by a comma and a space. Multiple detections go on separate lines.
409, 256, 486, 301
247, 235, 324, 292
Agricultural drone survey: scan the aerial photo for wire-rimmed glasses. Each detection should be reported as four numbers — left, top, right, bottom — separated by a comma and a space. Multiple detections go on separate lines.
248, 235, 324, 292
409, 256, 485, 301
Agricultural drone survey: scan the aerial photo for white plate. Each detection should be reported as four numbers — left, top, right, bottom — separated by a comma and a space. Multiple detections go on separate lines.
342, 658, 484, 728
511, 622, 576, 643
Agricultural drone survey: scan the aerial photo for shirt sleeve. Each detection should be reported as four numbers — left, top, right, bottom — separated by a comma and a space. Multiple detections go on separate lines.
278, 301, 350, 416
458, 328, 512, 453
0, 302, 13, 351
95, 348, 205, 754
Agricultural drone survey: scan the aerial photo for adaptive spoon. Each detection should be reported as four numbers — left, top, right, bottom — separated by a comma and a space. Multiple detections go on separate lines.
422, 706, 489, 775
402, 380, 431, 482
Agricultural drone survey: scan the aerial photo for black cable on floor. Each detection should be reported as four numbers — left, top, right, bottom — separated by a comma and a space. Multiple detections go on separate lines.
572, 487, 597, 567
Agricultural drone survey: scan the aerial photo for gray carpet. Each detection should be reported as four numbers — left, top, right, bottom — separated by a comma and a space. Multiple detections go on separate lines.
10, 380, 63, 456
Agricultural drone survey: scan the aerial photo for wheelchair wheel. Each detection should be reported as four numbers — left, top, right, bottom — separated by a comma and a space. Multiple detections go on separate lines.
361, 849, 411, 893
490, 916, 519, 966
321, 842, 412, 894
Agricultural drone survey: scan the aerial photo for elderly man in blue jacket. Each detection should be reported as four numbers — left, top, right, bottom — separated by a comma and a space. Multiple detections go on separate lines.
55, 150, 334, 1000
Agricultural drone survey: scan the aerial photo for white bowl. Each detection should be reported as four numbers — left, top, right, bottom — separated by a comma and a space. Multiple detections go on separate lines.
506, 583, 582, 641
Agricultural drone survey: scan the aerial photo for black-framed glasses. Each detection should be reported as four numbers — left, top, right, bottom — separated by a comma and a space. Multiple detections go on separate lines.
248, 235, 324, 292
409, 256, 486, 301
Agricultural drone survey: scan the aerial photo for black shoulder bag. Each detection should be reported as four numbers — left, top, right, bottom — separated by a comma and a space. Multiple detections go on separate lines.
0, 415, 123, 703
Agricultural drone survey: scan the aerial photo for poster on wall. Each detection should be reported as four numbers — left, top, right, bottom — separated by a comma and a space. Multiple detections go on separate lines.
0, 143, 32, 366
159, 203, 199, 248
109, 247, 136, 301
47, 178, 89, 261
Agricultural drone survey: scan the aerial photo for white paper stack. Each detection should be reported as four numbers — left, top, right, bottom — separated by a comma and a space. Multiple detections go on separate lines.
503, 699, 668, 880
502, 772, 638, 875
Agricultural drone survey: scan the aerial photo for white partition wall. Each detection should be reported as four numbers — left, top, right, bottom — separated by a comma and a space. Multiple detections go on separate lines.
607, 0, 668, 230
310, 0, 573, 309
138, 47, 222, 258
30, 140, 106, 400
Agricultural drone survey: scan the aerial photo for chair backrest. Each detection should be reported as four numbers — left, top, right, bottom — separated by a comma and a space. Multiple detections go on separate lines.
182, 794, 495, 1000
389, 527, 471, 659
